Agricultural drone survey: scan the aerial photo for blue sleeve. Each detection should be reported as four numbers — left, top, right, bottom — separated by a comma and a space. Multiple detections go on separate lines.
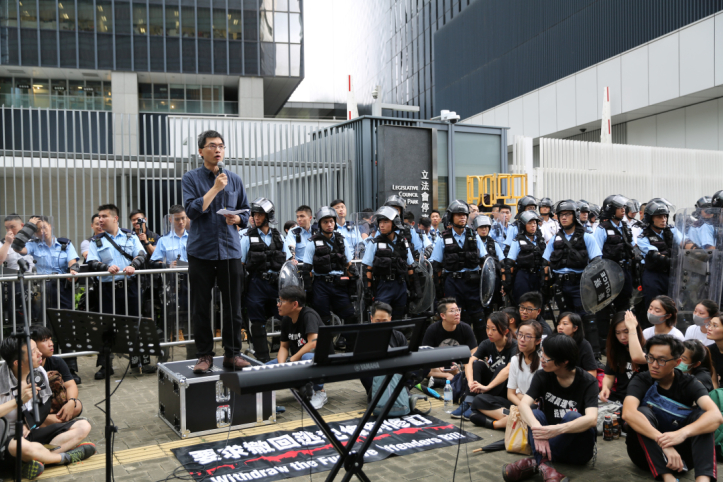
507, 241, 520, 261
411, 230, 423, 252
583, 233, 602, 259
232, 174, 250, 227
504, 225, 517, 246
302, 242, 315, 265
430, 237, 444, 263
406, 247, 414, 265
637, 235, 653, 256
422, 233, 432, 249
495, 242, 505, 260
542, 237, 555, 262
151, 238, 165, 261
87, 240, 100, 262
361, 241, 376, 266
344, 238, 354, 263
239, 235, 250, 263
593, 227, 607, 248
66, 242, 79, 262
182, 171, 208, 221
25, 242, 36, 257
283, 231, 294, 259
672, 227, 685, 247
476, 235, 488, 258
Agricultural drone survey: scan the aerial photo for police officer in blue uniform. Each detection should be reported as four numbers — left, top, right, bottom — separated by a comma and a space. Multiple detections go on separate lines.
330, 199, 361, 250
384, 194, 430, 259
503, 211, 548, 306
430, 200, 489, 342
284, 205, 316, 262
636, 200, 684, 317
473, 215, 505, 311
240, 198, 287, 363
361, 207, 415, 319
543, 200, 603, 351
503, 196, 538, 253
86, 203, 147, 379
594, 195, 636, 347
490, 205, 512, 252
302, 207, 357, 350
687, 196, 716, 250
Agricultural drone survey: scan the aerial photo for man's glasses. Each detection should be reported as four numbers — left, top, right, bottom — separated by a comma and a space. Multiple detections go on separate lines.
540, 355, 553, 364
518, 305, 538, 313
516, 333, 539, 341
645, 354, 676, 367
204, 144, 225, 150
445, 309, 462, 315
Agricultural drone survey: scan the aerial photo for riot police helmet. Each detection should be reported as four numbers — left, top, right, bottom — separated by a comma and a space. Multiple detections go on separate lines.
712, 190, 723, 208
517, 196, 538, 213
649, 197, 676, 214
519, 210, 542, 226
696, 196, 712, 209
315, 206, 338, 232
539, 197, 553, 212
473, 215, 493, 230
643, 201, 670, 226
384, 194, 406, 217
555, 200, 581, 226
577, 200, 590, 213
589, 204, 601, 220
625, 199, 641, 215
446, 200, 470, 229
250, 197, 276, 225
602, 194, 629, 220
372, 206, 404, 231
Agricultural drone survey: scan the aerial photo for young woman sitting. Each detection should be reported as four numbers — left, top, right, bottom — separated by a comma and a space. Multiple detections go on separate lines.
679, 339, 718, 392
684, 300, 718, 346
641, 295, 684, 341
600, 311, 647, 403
556, 312, 598, 379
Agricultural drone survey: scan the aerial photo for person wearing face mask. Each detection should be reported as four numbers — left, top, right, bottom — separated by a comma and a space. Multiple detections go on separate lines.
641, 296, 684, 341
678, 340, 717, 392
600, 311, 647, 403
704, 315, 723, 385
684, 300, 718, 346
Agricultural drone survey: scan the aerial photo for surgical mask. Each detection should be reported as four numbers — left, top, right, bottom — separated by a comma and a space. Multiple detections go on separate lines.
647, 312, 666, 325
677, 362, 690, 372
693, 314, 709, 327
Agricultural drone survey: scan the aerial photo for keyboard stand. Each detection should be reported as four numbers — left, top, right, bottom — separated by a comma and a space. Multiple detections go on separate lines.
290, 370, 411, 482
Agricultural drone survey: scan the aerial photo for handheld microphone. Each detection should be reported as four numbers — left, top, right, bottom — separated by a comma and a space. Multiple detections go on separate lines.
217, 161, 225, 174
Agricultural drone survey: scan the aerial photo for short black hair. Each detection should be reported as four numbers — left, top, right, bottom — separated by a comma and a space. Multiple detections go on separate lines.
371, 301, 392, 318
0, 337, 23, 366
296, 205, 312, 216
169, 205, 185, 215
91, 213, 99, 224
284, 220, 297, 232
362, 207, 374, 213
519, 291, 543, 310
129, 209, 146, 219
198, 130, 225, 149
437, 297, 457, 315
499, 205, 511, 212
541, 334, 578, 371
98, 204, 120, 217
404, 211, 414, 222
645, 334, 684, 359
419, 216, 431, 228
559, 312, 585, 345
4, 213, 22, 223
330, 199, 345, 208
30, 324, 53, 342
431, 210, 440, 216
278, 286, 306, 307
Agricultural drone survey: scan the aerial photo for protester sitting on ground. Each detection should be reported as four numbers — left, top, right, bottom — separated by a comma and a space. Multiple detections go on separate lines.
502, 307, 521, 336
623, 335, 722, 482
679, 339, 717, 392
455, 312, 517, 424
359, 302, 407, 397
684, 299, 718, 346
0, 338, 95, 480
469, 319, 543, 430
269, 286, 327, 410
29, 325, 83, 422
502, 334, 598, 482
705, 315, 723, 386
600, 311, 647, 403
641, 295, 684, 341
556, 312, 598, 378
517, 292, 553, 337
421, 298, 477, 384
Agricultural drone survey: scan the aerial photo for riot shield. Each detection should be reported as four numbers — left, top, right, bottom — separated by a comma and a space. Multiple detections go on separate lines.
580, 258, 626, 313
669, 208, 723, 321
479, 256, 497, 307
408, 254, 434, 315
351, 212, 375, 260
354, 268, 367, 323
278, 260, 303, 291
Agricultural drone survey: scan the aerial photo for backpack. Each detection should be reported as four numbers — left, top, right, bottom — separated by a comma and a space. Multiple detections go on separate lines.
370, 374, 431, 417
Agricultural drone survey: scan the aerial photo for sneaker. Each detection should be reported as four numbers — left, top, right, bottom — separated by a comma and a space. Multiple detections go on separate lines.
94, 367, 114, 380
64, 443, 97, 464
310, 390, 328, 410
193, 355, 214, 374
450, 402, 469, 419
462, 407, 473, 421
21, 460, 44, 479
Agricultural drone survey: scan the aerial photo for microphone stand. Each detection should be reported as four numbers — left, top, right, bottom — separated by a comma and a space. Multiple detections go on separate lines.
14, 259, 41, 482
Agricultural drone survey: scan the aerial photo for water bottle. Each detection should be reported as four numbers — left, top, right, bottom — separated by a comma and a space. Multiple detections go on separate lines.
444, 380, 453, 413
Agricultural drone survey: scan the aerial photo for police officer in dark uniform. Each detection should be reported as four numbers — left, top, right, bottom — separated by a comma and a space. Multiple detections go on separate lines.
473, 215, 505, 312
543, 200, 603, 350
361, 207, 416, 319
383, 195, 430, 259
503, 211, 548, 306
636, 200, 684, 319
302, 207, 357, 350
503, 196, 538, 253
594, 195, 636, 348
430, 200, 489, 342
240, 198, 287, 363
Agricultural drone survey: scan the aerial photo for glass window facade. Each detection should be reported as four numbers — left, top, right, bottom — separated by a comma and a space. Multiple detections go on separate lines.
138, 82, 236, 114
0, 77, 111, 111
0, 0, 302, 77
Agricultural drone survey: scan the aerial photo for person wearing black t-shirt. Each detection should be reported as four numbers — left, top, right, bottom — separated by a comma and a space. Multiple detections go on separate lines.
517, 292, 553, 337
601, 311, 647, 403
421, 298, 477, 382
556, 312, 598, 378
271, 286, 327, 410
30, 325, 83, 422
680, 339, 717, 393
359, 302, 408, 396
623, 335, 722, 482
502, 335, 598, 482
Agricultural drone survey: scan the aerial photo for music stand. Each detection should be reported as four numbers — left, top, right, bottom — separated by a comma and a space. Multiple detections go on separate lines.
46, 309, 161, 482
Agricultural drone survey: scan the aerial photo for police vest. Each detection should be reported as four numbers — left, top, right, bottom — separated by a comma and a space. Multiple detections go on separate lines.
600, 219, 633, 263
245, 227, 286, 274
311, 232, 347, 274
481, 236, 497, 261
515, 231, 546, 270
641, 226, 674, 273
371, 234, 410, 278
292, 226, 317, 244
549, 225, 589, 271
441, 228, 480, 272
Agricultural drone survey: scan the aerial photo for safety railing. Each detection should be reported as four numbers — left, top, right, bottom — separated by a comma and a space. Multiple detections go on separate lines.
0, 267, 230, 357
466, 174, 528, 207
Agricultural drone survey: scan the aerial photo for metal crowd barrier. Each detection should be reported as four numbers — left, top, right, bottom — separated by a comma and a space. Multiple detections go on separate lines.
0, 267, 230, 357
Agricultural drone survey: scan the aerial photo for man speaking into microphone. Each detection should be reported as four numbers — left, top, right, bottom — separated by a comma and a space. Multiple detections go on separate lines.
183, 130, 251, 373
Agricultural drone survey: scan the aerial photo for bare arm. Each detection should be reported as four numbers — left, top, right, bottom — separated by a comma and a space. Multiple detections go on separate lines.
625, 311, 646, 364
507, 387, 523, 406
623, 396, 662, 440
289, 333, 317, 362
276, 342, 289, 364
